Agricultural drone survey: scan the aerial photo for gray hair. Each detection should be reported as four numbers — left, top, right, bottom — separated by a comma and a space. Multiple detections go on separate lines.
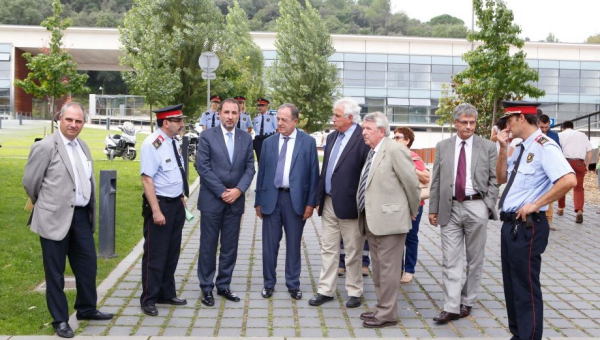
333, 97, 362, 124
278, 103, 299, 120
362, 111, 390, 137
60, 102, 87, 120
453, 103, 478, 121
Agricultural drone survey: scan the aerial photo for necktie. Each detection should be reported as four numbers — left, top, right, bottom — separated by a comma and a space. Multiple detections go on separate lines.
274, 136, 290, 188
211, 113, 216, 128
498, 144, 525, 210
69, 141, 91, 200
358, 150, 375, 212
325, 133, 345, 194
260, 115, 264, 136
171, 140, 189, 197
226, 131, 234, 163
237, 117, 241, 129
454, 141, 466, 202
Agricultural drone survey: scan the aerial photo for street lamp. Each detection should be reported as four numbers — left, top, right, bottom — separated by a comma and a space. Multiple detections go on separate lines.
99, 86, 104, 96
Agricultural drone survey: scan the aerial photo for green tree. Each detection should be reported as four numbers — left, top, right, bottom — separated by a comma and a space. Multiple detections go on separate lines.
14, 0, 89, 132
268, 0, 339, 133
586, 34, 600, 44
435, 83, 460, 135
0, 0, 53, 25
545, 32, 558, 42
452, 0, 544, 137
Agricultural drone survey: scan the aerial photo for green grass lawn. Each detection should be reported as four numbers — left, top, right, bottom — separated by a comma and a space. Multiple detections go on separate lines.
0, 122, 197, 335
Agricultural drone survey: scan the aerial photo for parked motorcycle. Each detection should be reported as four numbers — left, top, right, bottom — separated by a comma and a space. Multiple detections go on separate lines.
104, 121, 139, 161
183, 123, 202, 163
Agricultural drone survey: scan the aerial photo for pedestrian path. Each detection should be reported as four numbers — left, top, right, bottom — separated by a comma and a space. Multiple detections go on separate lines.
71, 180, 600, 338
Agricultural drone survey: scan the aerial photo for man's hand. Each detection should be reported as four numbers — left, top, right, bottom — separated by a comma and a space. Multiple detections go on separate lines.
222, 188, 242, 204
429, 213, 438, 227
303, 206, 314, 220
496, 128, 510, 148
153, 211, 166, 225
255, 206, 263, 220
516, 203, 539, 221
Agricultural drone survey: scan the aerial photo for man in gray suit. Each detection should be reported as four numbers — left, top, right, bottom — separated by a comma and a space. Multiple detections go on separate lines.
429, 103, 499, 323
23, 102, 113, 338
196, 98, 256, 307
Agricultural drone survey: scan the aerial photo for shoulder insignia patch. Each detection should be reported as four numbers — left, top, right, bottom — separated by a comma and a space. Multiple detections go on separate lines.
152, 135, 164, 149
266, 118, 270, 122
535, 135, 549, 146
527, 153, 534, 163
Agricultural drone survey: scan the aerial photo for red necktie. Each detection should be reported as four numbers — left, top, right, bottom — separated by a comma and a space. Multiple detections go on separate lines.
455, 141, 466, 202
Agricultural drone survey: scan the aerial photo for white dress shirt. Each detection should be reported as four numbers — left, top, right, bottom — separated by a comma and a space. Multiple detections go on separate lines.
220, 124, 235, 146
453, 135, 477, 197
559, 129, 593, 159
278, 129, 297, 188
330, 123, 357, 170
59, 129, 92, 206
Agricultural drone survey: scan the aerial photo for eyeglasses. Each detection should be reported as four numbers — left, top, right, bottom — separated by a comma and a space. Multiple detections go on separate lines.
456, 120, 476, 126
257, 104, 266, 107
166, 118, 183, 123
393, 135, 405, 141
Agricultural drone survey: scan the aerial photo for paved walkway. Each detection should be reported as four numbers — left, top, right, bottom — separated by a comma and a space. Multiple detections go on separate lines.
69, 180, 600, 338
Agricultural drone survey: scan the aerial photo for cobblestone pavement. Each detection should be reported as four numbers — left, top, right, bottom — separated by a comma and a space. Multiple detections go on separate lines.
76, 180, 600, 338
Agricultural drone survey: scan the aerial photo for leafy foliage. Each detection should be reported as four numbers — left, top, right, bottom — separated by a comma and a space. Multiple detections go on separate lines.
14, 0, 90, 132
268, 0, 339, 133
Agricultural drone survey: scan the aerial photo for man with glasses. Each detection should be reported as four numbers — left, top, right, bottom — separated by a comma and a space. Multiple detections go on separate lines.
253, 98, 277, 163
199, 95, 222, 131
234, 95, 253, 133
429, 103, 499, 324
139, 104, 189, 317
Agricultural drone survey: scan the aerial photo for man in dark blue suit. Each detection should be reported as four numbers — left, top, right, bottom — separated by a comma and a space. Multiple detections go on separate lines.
309, 98, 371, 308
255, 103, 319, 300
196, 98, 256, 307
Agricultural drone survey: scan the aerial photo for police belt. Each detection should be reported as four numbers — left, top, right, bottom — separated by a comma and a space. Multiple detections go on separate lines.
156, 195, 182, 202
255, 132, 275, 141
500, 211, 546, 223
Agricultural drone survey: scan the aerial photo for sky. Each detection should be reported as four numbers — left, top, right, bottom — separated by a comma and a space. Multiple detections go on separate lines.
390, 0, 599, 43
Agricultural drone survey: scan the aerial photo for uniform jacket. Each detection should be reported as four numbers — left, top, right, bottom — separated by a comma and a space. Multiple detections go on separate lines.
316, 125, 370, 219
255, 130, 319, 216
429, 135, 499, 226
23, 131, 96, 241
196, 126, 256, 214
357, 137, 421, 236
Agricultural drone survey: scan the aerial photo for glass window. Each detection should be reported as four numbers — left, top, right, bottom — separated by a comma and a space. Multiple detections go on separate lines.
388, 106, 409, 123
343, 88, 365, 96
410, 64, 431, 72
331, 61, 343, 69
409, 106, 429, 123
539, 60, 560, 68
345, 53, 366, 62
410, 81, 430, 89
388, 55, 409, 63
581, 87, 600, 95
539, 85, 558, 93
264, 59, 274, 67
560, 69, 579, 78
365, 88, 387, 96
0, 62, 9, 70
410, 55, 431, 64
0, 89, 9, 97
344, 70, 365, 79
559, 78, 579, 86
581, 61, 600, 70
560, 61, 580, 69
0, 70, 9, 78
432, 56, 453, 65
410, 73, 430, 81
0, 44, 10, 53
431, 82, 447, 90
366, 71, 385, 80
431, 73, 451, 82
0, 97, 9, 106
388, 63, 409, 72
538, 77, 558, 86
343, 79, 365, 87
0, 53, 9, 61
453, 57, 467, 66
431, 90, 443, 99
526, 60, 539, 68
0, 80, 9, 88
558, 103, 579, 112
581, 70, 600, 78
559, 86, 579, 94
262, 50, 276, 59
538, 68, 559, 77
579, 95, 600, 104
453, 65, 467, 74
366, 54, 387, 63
432, 65, 452, 74
329, 53, 344, 62
409, 90, 430, 98
337, 70, 343, 78
344, 62, 365, 70
388, 80, 409, 88
388, 72, 409, 81
581, 78, 600, 87
367, 63, 387, 71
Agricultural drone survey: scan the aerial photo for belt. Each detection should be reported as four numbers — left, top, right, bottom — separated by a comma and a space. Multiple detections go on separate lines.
278, 187, 290, 192
74, 204, 89, 210
500, 211, 546, 222
157, 195, 182, 202
452, 194, 482, 201
566, 158, 584, 161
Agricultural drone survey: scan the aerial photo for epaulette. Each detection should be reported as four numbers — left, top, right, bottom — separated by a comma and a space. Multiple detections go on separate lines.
152, 135, 165, 149
204, 112, 210, 115
535, 135, 549, 146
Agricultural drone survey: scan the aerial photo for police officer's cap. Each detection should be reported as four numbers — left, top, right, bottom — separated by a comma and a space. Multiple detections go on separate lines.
210, 95, 222, 103
497, 100, 542, 126
234, 96, 246, 102
153, 104, 186, 120
257, 98, 270, 105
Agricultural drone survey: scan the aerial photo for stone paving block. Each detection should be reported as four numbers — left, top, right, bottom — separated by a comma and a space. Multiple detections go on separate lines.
273, 316, 296, 327
246, 308, 268, 317
161, 327, 189, 336
400, 317, 426, 328
112, 289, 134, 297
79, 325, 108, 335
121, 306, 143, 315
97, 305, 120, 314
245, 317, 269, 328
326, 328, 351, 337
141, 316, 166, 326
298, 327, 325, 337
108, 326, 133, 336
431, 327, 460, 337
298, 317, 323, 328
171, 308, 196, 317
193, 318, 219, 328
404, 327, 431, 337
324, 317, 348, 328
114, 315, 141, 326
483, 328, 511, 337
221, 308, 244, 318
219, 317, 243, 328
168, 317, 192, 328
133, 326, 161, 336
561, 328, 591, 337
296, 307, 320, 318
197, 307, 220, 318
244, 327, 270, 337
273, 328, 298, 337
459, 328, 485, 337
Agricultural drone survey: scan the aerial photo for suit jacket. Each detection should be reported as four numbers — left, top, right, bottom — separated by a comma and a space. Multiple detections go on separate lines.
429, 135, 499, 226
23, 131, 96, 241
255, 130, 319, 216
357, 138, 421, 236
316, 125, 370, 219
196, 126, 256, 214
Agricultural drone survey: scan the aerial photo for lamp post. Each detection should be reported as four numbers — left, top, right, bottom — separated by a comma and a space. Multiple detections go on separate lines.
99, 86, 104, 96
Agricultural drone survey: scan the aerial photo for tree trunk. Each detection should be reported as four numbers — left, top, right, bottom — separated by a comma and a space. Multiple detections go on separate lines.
50, 96, 55, 133
149, 103, 154, 133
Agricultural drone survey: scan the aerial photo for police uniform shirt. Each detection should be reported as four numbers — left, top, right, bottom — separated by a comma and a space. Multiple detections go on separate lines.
238, 112, 253, 129
199, 110, 220, 130
58, 129, 92, 207
140, 129, 184, 198
253, 113, 277, 136
501, 128, 573, 213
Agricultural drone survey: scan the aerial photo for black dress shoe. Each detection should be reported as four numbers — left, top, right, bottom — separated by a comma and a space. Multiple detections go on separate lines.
289, 289, 302, 300
308, 293, 333, 306
141, 304, 158, 316
363, 317, 398, 328
54, 322, 74, 338
217, 289, 241, 302
202, 291, 215, 306
76, 310, 114, 321
261, 287, 274, 298
433, 310, 460, 323
460, 304, 472, 318
360, 311, 375, 321
346, 296, 361, 308
157, 297, 188, 305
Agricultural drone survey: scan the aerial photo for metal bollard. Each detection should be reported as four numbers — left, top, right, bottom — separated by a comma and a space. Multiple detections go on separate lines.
99, 170, 118, 259
19, 114, 22, 125
0, 118, 2, 129
106, 117, 110, 130
182, 135, 189, 181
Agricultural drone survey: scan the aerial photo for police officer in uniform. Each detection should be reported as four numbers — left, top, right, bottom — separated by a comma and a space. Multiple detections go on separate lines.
235, 95, 253, 133
253, 97, 277, 163
199, 95, 222, 131
139, 104, 190, 316
496, 101, 576, 340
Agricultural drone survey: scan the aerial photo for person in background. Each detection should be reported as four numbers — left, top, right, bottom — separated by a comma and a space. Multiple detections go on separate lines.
199, 95, 222, 131
253, 98, 277, 163
538, 112, 561, 230
234, 95, 253, 133
393, 126, 430, 284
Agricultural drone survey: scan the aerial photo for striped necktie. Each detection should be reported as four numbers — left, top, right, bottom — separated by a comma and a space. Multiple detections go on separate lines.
358, 150, 375, 212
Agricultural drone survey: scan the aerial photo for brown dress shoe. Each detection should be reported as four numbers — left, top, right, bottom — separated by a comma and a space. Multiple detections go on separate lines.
576, 212, 583, 224
460, 304, 472, 318
433, 311, 460, 323
557, 208, 564, 216
337, 267, 345, 277
362, 266, 369, 276
360, 311, 375, 320
363, 317, 398, 328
